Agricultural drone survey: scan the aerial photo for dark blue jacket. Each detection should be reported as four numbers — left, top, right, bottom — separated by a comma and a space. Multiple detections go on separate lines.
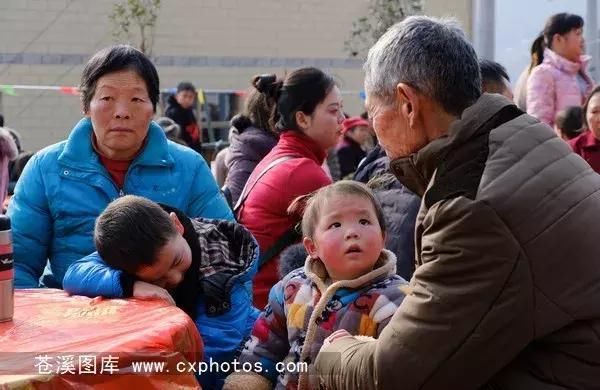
354, 144, 420, 280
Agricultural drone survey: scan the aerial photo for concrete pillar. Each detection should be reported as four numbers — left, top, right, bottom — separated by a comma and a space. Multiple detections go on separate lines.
586, 0, 598, 81
472, 0, 496, 60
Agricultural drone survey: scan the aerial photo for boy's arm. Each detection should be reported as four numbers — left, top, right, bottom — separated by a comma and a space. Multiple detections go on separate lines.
63, 252, 133, 298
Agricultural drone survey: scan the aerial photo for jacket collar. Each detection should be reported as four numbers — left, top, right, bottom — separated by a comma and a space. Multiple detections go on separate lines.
304, 248, 396, 293
581, 130, 600, 148
167, 94, 183, 110
543, 48, 591, 75
389, 94, 516, 196
160, 204, 259, 318
58, 117, 174, 170
277, 130, 327, 164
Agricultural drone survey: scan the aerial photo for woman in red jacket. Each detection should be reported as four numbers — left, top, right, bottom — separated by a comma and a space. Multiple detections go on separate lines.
569, 85, 600, 173
237, 68, 344, 308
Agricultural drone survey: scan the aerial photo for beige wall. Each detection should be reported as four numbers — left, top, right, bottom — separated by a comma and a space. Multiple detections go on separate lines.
0, 0, 472, 151
424, 0, 473, 37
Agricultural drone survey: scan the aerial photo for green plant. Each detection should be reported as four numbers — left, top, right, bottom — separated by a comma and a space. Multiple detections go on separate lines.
345, 0, 423, 58
109, 0, 161, 55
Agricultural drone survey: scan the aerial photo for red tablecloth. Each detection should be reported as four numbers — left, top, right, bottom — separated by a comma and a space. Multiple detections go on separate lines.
0, 289, 203, 389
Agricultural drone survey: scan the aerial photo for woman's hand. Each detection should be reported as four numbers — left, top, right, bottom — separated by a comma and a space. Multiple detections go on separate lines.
132, 281, 175, 305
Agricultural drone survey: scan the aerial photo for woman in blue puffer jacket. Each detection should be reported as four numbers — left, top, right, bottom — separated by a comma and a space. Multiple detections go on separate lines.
7, 44, 233, 289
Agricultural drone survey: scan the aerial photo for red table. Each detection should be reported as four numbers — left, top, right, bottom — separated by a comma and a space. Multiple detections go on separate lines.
0, 289, 203, 389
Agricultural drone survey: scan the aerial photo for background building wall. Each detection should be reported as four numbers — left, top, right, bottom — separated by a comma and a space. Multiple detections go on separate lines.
0, 0, 472, 151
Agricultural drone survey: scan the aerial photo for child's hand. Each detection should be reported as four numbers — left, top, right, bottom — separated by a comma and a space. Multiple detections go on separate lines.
132, 281, 176, 305
323, 329, 353, 346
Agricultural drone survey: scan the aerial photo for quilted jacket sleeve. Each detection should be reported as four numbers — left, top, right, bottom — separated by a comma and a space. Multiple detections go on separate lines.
235, 280, 290, 384
526, 65, 556, 126
63, 251, 132, 298
315, 197, 527, 390
8, 153, 51, 288
187, 155, 235, 221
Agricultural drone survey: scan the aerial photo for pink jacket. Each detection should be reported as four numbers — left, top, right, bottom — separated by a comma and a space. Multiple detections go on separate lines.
526, 48, 594, 127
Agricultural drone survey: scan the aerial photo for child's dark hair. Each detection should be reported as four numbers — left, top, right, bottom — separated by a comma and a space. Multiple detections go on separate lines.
287, 180, 386, 239
94, 195, 178, 274
555, 106, 584, 140
543, 13, 584, 49
252, 67, 336, 133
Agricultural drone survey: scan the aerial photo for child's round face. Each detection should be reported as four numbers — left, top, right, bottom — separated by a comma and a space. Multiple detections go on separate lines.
135, 233, 192, 290
304, 194, 385, 281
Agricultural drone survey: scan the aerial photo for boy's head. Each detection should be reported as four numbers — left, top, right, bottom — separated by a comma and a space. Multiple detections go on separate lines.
95, 195, 192, 289
479, 59, 513, 100
554, 106, 584, 140
175, 81, 197, 109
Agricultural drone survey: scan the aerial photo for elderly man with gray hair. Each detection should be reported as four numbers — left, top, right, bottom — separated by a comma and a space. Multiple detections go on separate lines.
315, 16, 600, 390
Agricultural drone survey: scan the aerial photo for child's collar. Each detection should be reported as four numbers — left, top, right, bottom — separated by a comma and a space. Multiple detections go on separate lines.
304, 249, 397, 293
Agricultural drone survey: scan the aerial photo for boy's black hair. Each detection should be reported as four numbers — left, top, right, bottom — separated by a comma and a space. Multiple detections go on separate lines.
479, 59, 510, 95
544, 13, 584, 49
479, 59, 510, 84
94, 195, 178, 274
176, 81, 196, 94
555, 106, 584, 140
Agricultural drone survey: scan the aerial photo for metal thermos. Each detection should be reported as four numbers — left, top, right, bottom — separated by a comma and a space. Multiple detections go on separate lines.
0, 215, 13, 322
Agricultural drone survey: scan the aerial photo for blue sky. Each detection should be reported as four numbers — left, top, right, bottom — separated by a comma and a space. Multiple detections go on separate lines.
496, 0, 587, 82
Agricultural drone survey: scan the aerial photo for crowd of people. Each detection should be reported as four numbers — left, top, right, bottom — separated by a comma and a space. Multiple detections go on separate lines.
1, 10, 600, 390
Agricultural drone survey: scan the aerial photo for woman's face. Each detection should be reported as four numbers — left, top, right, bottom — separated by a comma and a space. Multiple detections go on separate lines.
586, 93, 600, 140
347, 125, 373, 145
86, 69, 154, 160
302, 86, 345, 150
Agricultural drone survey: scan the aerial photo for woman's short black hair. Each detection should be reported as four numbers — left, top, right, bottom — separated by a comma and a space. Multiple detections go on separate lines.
252, 67, 336, 133
543, 13, 584, 49
80, 44, 160, 112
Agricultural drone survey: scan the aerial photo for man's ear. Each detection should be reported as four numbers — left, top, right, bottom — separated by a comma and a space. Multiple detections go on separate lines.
396, 83, 420, 129
295, 111, 311, 131
303, 236, 318, 259
169, 212, 185, 235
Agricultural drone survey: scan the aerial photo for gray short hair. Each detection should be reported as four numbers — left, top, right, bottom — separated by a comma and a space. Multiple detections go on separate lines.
364, 16, 481, 116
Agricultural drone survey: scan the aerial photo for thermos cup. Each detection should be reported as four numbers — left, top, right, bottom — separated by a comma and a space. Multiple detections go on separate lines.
0, 215, 13, 322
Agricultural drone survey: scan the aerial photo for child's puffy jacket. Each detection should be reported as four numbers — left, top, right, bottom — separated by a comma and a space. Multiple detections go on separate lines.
64, 212, 260, 389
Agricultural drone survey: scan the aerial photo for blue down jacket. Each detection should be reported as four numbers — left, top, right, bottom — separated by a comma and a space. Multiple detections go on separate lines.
64, 211, 260, 389
8, 117, 233, 288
